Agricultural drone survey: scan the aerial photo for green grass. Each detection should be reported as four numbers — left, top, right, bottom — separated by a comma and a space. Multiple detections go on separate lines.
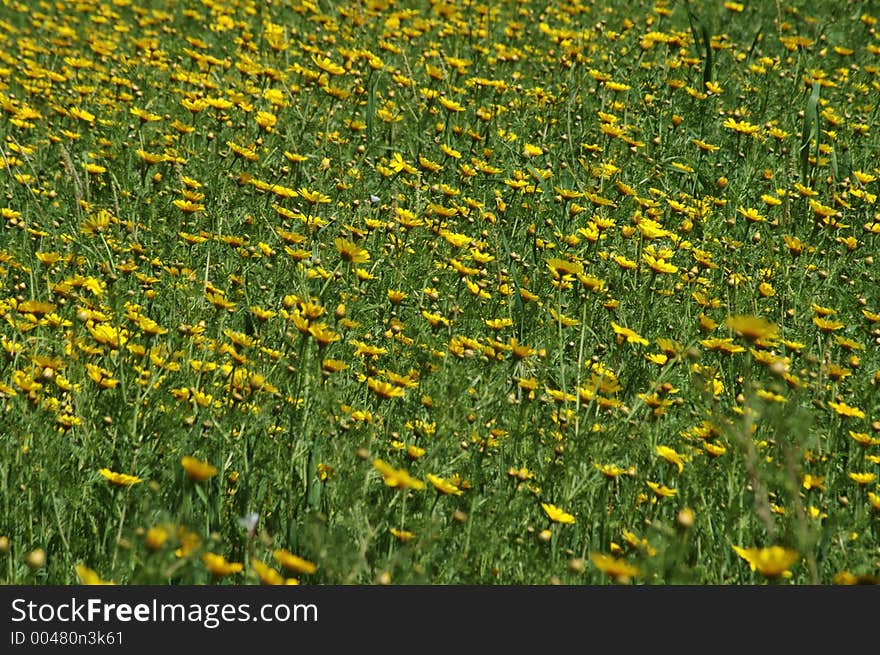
0, 0, 879, 585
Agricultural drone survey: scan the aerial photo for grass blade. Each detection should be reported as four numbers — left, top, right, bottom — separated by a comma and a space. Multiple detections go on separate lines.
799, 81, 821, 186
684, 0, 713, 87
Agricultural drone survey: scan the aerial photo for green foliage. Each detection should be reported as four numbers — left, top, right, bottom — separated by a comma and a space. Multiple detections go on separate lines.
0, 0, 878, 587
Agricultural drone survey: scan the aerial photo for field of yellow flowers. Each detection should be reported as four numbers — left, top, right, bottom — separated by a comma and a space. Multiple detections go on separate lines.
1, 0, 879, 585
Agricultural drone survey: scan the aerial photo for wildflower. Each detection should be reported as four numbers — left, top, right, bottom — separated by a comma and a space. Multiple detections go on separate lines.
351, 341, 388, 359
590, 553, 639, 583
202, 553, 243, 577
389, 152, 417, 174
848, 472, 876, 486
692, 139, 720, 152
421, 310, 450, 329
75, 564, 114, 585
252, 559, 286, 585
802, 475, 825, 491
725, 315, 778, 342
335, 238, 370, 263
98, 468, 142, 487
181, 456, 218, 482
406, 445, 426, 460
373, 459, 424, 490
174, 527, 201, 558
646, 481, 676, 498
145, 526, 169, 551
367, 377, 405, 399
439, 96, 465, 113
732, 545, 799, 579
297, 187, 331, 204
86, 364, 119, 389
849, 431, 880, 447
704, 442, 727, 457
722, 117, 760, 135
828, 401, 865, 419
427, 474, 464, 496
226, 141, 259, 162
595, 463, 632, 479
813, 317, 844, 333
251, 109, 276, 131
700, 337, 745, 354
273, 549, 317, 575
635, 219, 671, 240
390, 528, 416, 542
655, 445, 686, 473
87, 323, 127, 349
541, 502, 576, 524
611, 322, 649, 346
642, 253, 678, 274
312, 54, 345, 75
738, 206, 766, 223
322, 359, 348, 374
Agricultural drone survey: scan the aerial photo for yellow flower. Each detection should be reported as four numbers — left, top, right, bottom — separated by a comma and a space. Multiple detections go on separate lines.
828, 401, 865, 419
255, 110, 277, 131
306, 323, 340, 348
174, 527, 201, 558
390, 528, 416, 542
145, 526, 169, 551
722, 117, 760, 135
202, 553, 243, 577
802, 474, 825, 491
849, 431, 880, 446
98, 468, 142, 487
655, 445, 687, 473
703, 441, 727, 457
86, 364, 119, 389
181, 456, 218, 482
438, 96, 465, 112
273, 549, 317, 575
312, 54, 345, 75
610, 322, 649, 346
737, 206, 766, 223
590, 552, 639, 583
427, 474, 463, 496
335, 237, 370, 264
646, 481, 677, 498
692, 138, 720, 152
594, 463, 632, 479
642, 253, 678, 274
725, 315, 778, 342
813, 316, 845, 333
75, 563, 114, 585
252, 558, 286, 585
373, 459, 424, 490
541, 502, 576, 524
87, 323, 128, 349
172, 199, 205, 214
226, 141, 259, 162
732, 545, 798, 578
367, 377, 406, 399
848, 472, 876, 486
297, 187, 331, 204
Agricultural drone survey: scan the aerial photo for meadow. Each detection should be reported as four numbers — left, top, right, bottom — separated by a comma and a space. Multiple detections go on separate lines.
0, 0, 879, 585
